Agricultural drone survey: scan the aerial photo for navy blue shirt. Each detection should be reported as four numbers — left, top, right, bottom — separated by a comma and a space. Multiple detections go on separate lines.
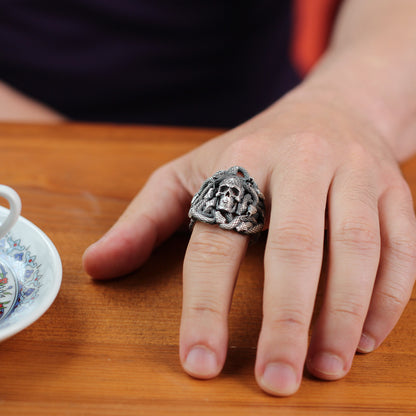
0, 0, 300, 127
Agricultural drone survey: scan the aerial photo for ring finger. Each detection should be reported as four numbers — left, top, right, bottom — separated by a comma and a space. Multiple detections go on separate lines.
307, 166, 381, 379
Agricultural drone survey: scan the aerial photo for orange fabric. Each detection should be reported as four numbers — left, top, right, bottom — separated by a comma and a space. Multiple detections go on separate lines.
291, 0, 342, 76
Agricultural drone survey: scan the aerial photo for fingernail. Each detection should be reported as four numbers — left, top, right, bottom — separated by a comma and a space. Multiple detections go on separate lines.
184, 346, 218, 378
357, 333, 376, 353
309, 352, 345, 378
261, 362, 298, 396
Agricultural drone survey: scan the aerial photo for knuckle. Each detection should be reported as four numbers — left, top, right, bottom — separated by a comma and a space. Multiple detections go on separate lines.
375, 284, 410, 316
147, 163, 172, 182
333, 219, 380, 253
345, 183, 378, 208
190, 228, 241, 264
223, 133, 272, 166
268, 220, 322, 259
292, 132, 330, 155
390, 176, 412, 197
387, 235, 416, 266
185, 282, 228, 323
266, 306, 309, 333
329, 297, 367, 324
191, 239, 230, 263
283, 132, 331, 168
188, 300, 225, 322
345, 141, 374, 167
348, 142, 367, 159
147, 163, 186, 196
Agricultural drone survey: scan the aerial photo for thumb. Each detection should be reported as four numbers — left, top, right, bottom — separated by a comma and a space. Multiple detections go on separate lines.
83, 162, 192, 280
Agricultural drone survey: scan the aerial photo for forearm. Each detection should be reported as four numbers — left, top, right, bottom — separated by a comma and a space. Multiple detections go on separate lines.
301, 0, 416, 161
0, 81, 66, 122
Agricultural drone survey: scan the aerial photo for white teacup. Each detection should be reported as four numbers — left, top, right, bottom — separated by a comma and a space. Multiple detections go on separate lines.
0, 185, 21, 322
0, 185, 21, 239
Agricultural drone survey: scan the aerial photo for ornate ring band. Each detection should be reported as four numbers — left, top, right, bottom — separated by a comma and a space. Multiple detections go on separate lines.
188, 166, 265, 236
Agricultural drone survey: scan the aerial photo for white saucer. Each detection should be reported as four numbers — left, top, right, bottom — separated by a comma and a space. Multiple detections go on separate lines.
0, 206, 62, 342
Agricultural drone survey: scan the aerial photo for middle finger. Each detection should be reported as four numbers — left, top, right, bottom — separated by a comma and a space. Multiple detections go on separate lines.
255, 157, 332, 396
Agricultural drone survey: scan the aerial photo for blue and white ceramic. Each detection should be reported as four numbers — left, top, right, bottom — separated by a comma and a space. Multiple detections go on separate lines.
0, 206, 62, 342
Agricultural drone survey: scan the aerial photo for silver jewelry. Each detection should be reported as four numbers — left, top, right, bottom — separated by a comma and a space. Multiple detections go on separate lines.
189, 166, 265, 236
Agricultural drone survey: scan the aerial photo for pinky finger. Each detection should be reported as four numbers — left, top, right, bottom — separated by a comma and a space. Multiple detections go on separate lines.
358, 182, 416, 353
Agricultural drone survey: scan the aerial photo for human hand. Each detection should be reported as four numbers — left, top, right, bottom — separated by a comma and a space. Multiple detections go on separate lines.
82, 86, 416, 396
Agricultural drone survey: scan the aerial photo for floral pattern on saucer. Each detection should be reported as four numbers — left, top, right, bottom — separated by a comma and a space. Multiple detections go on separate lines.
0, 266, 18, 320
0, 234, 43, 323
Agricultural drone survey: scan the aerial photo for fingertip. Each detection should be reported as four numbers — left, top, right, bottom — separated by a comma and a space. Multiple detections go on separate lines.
257, 362, 300, 396
82, 219, 158, 280
182, 345, 221, 379
82, 239, 110, 280
306, 352, 348, 381
356, 332, 377, 354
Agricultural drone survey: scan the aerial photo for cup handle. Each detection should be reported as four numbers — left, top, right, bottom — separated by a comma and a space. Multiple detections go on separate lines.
0, 185, 22, 239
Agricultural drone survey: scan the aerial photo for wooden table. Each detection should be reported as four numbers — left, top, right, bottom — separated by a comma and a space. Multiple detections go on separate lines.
0, 122, 415, 415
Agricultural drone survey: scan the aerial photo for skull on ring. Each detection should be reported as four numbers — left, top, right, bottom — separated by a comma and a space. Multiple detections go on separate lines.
216, 176, 244, 214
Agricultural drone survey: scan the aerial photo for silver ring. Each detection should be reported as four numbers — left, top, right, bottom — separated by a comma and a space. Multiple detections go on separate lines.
189, 166, 265, 236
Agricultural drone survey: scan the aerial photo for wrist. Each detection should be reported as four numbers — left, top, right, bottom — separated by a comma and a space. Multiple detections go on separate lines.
294, 49, 416, 162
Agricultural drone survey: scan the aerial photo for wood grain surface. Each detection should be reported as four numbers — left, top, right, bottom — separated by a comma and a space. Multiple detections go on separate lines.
0, 122, 415, 415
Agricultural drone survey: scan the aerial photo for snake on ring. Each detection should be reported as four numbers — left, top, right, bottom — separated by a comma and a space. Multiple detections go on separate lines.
189, 166, 266, 236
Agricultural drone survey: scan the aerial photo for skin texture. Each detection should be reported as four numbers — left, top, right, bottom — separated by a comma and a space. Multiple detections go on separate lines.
83, 89, 416, 395
82, 0, 416, 396
2, 0, 416, 397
